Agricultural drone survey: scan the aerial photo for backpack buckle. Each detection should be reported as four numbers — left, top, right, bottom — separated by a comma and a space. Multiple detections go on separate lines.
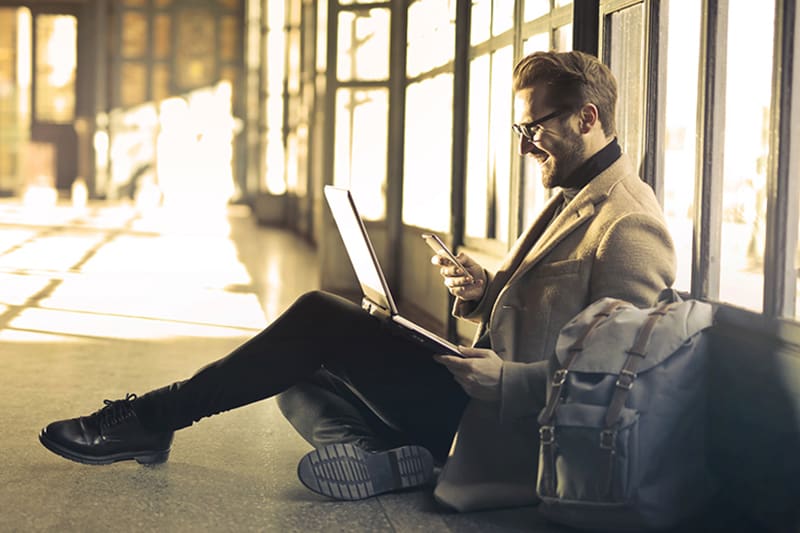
615, 369, 637, 390
540, 425, 555, 445
552, 369, 568, 386
599, 429, 616, 450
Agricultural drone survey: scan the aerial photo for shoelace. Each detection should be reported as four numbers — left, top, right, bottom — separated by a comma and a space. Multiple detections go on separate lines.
97, 393, 138, 431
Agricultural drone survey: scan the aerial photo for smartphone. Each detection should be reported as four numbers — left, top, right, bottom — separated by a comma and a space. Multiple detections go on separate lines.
421, 233, 473, 282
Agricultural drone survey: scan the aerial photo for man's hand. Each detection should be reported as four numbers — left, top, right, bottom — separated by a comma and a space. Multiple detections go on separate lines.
434, 346, 502, 402
431, 252, 486, 302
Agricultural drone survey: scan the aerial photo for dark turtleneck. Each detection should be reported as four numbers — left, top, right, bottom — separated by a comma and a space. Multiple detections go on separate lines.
561, 137, 622, 192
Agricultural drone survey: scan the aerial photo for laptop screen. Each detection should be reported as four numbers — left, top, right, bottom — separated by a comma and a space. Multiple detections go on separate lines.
324, 186, 396, 314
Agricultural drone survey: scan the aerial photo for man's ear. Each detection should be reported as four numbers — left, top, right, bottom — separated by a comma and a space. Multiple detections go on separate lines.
578, 103, 599, 133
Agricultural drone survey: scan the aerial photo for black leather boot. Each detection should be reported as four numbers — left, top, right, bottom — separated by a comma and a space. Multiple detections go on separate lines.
39, 393, 174, 465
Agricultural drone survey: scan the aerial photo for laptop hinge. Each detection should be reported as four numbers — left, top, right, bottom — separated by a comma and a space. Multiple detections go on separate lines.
362, 297, 391, 320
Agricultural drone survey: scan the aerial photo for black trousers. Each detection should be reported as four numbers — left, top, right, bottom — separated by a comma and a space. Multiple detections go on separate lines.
134, 290, 469, 463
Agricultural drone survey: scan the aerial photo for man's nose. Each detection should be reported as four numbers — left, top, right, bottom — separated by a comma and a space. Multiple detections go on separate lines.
518, 135, 535, 156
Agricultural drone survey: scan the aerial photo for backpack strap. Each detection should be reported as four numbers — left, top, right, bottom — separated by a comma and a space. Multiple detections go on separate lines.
602, 300, 674, 430
538, 299, 625, 497
598, 300, 674, 499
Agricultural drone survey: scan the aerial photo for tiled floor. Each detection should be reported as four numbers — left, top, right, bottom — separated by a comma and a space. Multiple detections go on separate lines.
0, 199, 554, 532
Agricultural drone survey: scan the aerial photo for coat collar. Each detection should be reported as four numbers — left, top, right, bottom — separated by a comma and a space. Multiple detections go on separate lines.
503, 153, 636, 287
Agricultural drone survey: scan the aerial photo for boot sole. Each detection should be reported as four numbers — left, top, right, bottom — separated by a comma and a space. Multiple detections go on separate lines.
39, 431, 170, 466
297, 443, 434, 500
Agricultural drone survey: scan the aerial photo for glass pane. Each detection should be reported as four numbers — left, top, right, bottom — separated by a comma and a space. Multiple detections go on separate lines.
287, 28, 301, 92
523, 32, 549, 54
406, 0, 455, 78
489, 46, 513, 243
470, 0, 490, 45
662, 0, 701, 293
35, 15, 76, 123
121, 12, 148, 57
796, 197, 800, 317
465, 54, 490, 239
337, 8, 389, 81
554, 23, 572, 51
492, 0, 514, 36
606, 4, 645, 174
152, 63, 170, 101
402, 74, 453, 231
153, 15, 171, 59
220, 16, 239, 62
524, 0, 550, 21
718, 1, 774, 311
120, 62, 147, 108
334, 88, 388, 220
0, 8, 31, 193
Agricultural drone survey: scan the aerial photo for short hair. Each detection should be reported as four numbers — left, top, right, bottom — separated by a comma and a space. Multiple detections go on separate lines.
512, 50, 617, 137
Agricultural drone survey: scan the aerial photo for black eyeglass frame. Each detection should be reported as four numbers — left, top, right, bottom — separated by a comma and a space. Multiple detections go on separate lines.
511, 108, 573, 141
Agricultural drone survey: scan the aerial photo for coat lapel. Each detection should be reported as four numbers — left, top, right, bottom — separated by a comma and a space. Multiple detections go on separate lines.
503, 154, 634, 288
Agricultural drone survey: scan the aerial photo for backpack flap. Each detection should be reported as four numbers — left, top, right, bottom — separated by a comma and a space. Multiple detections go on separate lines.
553, 297, 713, 375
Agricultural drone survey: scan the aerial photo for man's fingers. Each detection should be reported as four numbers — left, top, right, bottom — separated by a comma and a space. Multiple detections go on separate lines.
434, 354, 471, 373
457, 346, 489, 358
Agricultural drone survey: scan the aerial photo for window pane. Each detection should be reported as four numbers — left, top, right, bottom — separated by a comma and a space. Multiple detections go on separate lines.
523, 32, 549, 54
402, 74, 453, 231
489, 46, 513, 244
554, 23, 572, 51
334, 88, 388, 220
337, 8, 389, 81
407, 0, 455, 78
121, 12, 148, 58
662, 0, 701, 293
492, 0, 514, 36
35, 15, 76, 123
606, 4, 645, 173
524, 0, 550, 21
464, 47, 512, 243
718, 2, 774, 311
465, 55, 490, 238
470, 0, 491, 45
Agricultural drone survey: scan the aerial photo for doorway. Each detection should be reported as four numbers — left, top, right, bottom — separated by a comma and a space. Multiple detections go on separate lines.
0, 5, 80, 196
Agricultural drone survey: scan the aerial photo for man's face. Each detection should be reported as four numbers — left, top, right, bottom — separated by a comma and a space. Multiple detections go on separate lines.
514, 86, 585, 189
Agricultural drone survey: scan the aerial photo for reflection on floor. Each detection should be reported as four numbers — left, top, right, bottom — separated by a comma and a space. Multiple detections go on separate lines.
0, 200, 548, 532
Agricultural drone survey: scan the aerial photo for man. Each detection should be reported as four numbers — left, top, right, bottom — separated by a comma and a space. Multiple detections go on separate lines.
39, 50, 674, 511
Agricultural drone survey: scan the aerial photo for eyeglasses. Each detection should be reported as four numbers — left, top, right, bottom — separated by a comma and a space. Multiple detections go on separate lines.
512, 109, 572, 141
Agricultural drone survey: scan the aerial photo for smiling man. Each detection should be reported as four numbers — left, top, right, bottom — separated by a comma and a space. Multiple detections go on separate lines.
431, 50, 676, 511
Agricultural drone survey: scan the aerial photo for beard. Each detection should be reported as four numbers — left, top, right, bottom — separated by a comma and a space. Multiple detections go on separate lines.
536, 128, 585, 189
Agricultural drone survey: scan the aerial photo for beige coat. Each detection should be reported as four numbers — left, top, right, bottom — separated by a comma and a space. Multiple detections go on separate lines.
434, 153, 676, 511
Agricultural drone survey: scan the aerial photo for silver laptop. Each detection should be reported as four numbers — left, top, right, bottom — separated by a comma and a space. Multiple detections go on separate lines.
324, 185, 460, 355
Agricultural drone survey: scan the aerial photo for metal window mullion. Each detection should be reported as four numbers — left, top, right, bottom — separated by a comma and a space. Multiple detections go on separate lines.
446, 0, 471, 341
640, 0, 666, 204
763, 0, 800, 317
691, 0, 726, 301
322, 0, 338, 190
384, 0, 406, 292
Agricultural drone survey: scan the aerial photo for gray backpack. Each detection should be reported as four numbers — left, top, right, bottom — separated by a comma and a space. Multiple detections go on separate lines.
536, 289, 716, 531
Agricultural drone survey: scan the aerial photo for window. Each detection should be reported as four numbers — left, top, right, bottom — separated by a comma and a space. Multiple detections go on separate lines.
34, 14, 76, 123
333, 88, 389, 220
402, 0, 456, 230
403, 75, 453, 231
662, 0, 701, 292
604, 3, 645, 174
717, 1, 775, 312
336, 8, 389, 82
